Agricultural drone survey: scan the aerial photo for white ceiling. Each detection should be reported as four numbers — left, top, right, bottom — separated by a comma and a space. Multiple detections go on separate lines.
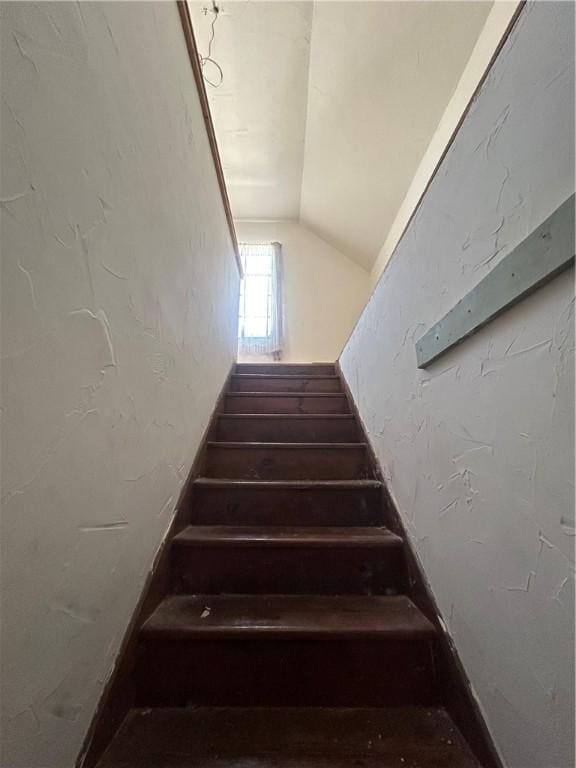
189, 1, 312, 220
190, 1, 493, 269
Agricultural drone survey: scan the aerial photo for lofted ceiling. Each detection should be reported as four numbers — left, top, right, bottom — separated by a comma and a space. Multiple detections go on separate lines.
189, 1, 312, 220
189, 1, 494, 269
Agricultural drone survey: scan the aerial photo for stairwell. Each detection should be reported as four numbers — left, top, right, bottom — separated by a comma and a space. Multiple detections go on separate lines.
96, 362, 482, 767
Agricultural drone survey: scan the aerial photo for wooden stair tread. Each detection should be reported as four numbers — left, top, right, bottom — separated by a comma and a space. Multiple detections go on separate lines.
193, 478, 382, 489
207, 442, 367, 449
217, 414, 356, 420
235, 363, 336, 373
173, 525, 402, 548
226, 392, 347, 398
235, 363, 335, 367
141, 595, 435, 639
96, 707, 480, 767
231, 374, 341, 381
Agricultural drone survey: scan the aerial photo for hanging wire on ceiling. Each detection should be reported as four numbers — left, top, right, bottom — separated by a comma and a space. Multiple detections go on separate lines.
199, 1, 224, 89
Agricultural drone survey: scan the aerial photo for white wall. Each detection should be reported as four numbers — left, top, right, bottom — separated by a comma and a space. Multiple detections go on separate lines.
1, 4, 239, 767
300, 1, 493, 269
370, 0, 521, 284
340, 3, 574, 767
236, 220, 369, 363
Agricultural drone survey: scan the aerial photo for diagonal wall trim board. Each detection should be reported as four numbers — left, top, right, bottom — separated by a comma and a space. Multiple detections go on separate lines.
416, 194, 575, 368
177, 0, 242, 277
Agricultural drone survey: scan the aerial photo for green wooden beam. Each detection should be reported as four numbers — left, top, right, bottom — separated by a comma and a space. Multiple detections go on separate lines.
416, 194, 575, 368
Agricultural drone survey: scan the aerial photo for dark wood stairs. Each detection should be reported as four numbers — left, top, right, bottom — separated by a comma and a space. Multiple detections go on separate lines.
95, 362, 483, 767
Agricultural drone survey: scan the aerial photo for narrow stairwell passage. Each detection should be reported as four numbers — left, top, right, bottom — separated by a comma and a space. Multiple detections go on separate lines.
96, 363, 482, 767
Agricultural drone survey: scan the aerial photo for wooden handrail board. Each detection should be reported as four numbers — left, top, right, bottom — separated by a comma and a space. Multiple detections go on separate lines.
416, 194, 575, 368
176, 0, 243, 277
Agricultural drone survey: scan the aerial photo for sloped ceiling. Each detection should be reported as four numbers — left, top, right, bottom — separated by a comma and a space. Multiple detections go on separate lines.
189, 1, 312, 220
190, 1, 493, 269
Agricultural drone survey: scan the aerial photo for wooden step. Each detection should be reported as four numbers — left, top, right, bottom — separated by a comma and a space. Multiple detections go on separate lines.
204, 442, 371, 481
215, 414, 360, 443
96, 707, 482, 767
173, 525, 401, 548
224, 393, 350, 414
136, 596, 436, 707
171, 525, 404, 594
90, 354, 486, 767
141, 595, 434, 640
229, 374, 342, 393
235, 363, 336, 376
188, 479, 383, 527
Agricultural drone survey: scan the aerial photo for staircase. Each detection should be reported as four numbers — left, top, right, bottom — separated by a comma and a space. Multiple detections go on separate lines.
96, 362, 482, 767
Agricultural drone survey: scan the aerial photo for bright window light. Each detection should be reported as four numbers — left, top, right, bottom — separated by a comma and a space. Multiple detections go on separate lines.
238, 244, 274, 340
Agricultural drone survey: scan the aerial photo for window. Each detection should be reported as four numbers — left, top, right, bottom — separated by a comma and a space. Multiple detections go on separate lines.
238, 244, 274, 340
238, 242, 283, 358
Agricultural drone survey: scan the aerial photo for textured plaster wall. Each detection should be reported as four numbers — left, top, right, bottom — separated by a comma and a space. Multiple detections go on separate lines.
235, 220, 369, 363
340, 3, 575, 767
370, 0, 521, 285
1, 3, 239, 767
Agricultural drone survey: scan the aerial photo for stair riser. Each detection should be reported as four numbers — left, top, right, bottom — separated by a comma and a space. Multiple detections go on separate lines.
136, 638, 436, 707
189, 486, 382, 526
99, 754, 475, 768
102, 707, 476, 762
230, 377, 341, 393
99, 754, 476, 768
205, 446, 370, 480
171, 545, 404, 595
215, 417, 359, 443
224, 395, 349, 414
235, 364, 336, 376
